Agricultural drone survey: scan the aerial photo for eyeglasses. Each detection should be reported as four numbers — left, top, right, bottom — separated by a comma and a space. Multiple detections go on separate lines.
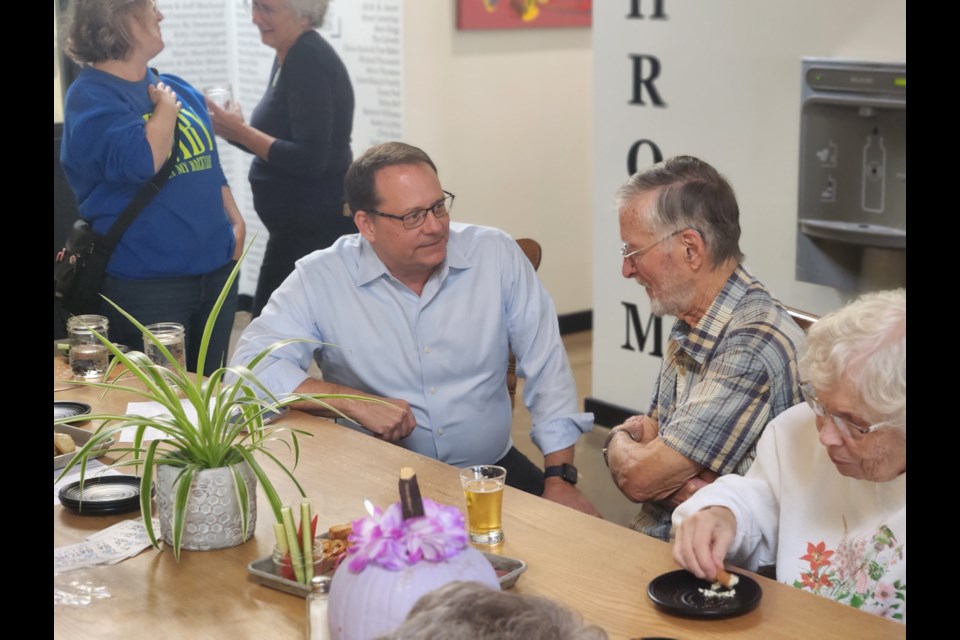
620, 228, 687, 262
367, 191, 455, 230
798, 382, 896, 440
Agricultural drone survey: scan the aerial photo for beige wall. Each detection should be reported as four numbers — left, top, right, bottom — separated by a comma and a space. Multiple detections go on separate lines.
403, 3, 593, 315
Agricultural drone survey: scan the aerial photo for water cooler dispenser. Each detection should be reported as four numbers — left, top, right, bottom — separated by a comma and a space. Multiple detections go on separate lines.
796, 58, 906, 291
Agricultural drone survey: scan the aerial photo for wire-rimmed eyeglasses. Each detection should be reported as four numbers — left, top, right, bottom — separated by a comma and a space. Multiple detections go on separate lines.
620, 228, 687, 262
367, 191, 455, 230
798, 382, 899, 440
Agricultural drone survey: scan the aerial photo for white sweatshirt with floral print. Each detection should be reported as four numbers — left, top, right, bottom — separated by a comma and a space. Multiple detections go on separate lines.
673, 403, 906, 623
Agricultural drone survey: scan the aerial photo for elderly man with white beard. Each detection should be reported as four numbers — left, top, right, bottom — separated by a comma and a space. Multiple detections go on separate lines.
603, 156, 806, 541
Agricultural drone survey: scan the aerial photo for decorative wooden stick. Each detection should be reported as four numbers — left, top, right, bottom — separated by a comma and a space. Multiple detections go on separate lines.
398, 467, 425, 519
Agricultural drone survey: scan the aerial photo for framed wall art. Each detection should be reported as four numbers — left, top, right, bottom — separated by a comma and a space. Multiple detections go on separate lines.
457, 0, 592, 30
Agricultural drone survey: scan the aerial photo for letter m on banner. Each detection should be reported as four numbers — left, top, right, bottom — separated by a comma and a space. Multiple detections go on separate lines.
621, 301, 664, 357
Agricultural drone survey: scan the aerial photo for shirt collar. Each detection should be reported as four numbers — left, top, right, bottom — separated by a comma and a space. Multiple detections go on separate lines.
354, 237, 390, 287
352, 226, 473, 289
671, 264, 753, 364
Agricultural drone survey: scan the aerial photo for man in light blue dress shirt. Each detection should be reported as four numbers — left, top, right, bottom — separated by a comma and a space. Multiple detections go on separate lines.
231, 142, 599, 515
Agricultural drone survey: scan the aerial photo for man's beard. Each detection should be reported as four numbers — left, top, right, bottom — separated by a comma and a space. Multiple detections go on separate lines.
648, 269, 696, 319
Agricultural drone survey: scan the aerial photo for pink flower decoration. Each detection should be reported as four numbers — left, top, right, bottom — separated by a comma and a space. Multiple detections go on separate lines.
346, 498, 468, 572
874, 582, 895, 603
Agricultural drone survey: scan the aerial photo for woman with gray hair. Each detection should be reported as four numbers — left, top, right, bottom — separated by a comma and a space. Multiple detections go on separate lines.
376, 581, 608, 640
672, 289, 906, 622
60, 0, 244, 375
209, 0, 355, 317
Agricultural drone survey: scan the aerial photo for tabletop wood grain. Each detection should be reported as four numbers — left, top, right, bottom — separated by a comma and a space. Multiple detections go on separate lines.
53, 365, 905, 640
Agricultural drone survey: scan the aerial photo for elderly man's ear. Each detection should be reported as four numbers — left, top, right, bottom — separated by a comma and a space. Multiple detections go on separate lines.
680, 229, 705, 270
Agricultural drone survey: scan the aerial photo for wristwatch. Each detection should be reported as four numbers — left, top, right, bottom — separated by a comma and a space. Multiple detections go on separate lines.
544, 463, 578, 485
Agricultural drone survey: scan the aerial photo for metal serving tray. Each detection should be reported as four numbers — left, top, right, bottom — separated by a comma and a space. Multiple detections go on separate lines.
248, 550, 527, 598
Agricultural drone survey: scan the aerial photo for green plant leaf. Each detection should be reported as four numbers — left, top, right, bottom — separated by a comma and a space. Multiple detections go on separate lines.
56, 241, 385, 559
235, 446, 284, 523
230, 461, 251, 543
170, 465, 196, 561
141, 440, 161, 549
195, 247, 247, 378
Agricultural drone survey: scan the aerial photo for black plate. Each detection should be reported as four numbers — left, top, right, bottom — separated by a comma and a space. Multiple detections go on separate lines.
54, 401, 92, 421
59, 476, 142, 516
647, 570, 762, 619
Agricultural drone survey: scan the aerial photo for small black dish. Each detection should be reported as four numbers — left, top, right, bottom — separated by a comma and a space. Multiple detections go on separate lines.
59, 476, 142, 516
54, 401, 92, 421
647, 569, 762, 619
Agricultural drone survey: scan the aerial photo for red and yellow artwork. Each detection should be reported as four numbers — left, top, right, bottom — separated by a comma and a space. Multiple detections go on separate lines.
457, 0, 592, 30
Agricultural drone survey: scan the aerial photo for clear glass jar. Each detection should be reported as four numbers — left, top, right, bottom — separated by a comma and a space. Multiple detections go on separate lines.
67, 315, 109, 343
143, 322, 186, 370
272, 540, 325, 582
67, 315, 110, 380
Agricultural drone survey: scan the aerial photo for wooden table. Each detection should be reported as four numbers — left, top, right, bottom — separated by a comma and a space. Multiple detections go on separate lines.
54, 369, 905, 639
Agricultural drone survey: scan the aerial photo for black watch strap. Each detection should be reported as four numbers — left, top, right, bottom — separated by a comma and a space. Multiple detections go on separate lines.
544, 463, 578, 485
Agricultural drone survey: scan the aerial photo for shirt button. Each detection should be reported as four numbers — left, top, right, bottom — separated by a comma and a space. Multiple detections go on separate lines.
429, 386, 436, 395
424, 346, 431, 354
437, 428, 445, 436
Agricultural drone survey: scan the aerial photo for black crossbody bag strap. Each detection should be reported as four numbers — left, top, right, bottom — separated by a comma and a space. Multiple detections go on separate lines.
94, 72, 182, 256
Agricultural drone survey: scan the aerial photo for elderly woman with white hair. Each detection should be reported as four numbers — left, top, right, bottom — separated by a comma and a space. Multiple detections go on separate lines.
209, 0, 355, 317
672, 289, 906, 622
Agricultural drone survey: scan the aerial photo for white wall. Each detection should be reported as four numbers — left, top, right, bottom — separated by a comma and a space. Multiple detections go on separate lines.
591, 1, 907, 413
403, 2, 593, 315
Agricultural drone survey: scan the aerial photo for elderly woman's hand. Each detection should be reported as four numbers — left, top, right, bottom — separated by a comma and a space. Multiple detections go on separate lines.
148, 81, 182, 114
207, 99, 246, 142
145, 82, 182, 171
672, 505, 737, 582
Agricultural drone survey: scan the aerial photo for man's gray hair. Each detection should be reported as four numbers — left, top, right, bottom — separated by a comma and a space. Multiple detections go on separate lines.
376, 581, 608, 640
288, 0, 328, 28
800, 289, 906, 427
615, 155, 745, 268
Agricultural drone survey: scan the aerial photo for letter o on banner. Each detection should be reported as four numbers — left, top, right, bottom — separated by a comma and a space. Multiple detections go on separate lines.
626, 139, 663, 176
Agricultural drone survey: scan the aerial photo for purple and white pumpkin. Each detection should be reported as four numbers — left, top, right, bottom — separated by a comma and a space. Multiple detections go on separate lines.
328, 498, 500, 639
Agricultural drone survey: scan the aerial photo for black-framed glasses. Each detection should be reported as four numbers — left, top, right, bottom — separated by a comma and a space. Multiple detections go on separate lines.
367, 191, 455, 230
798, 382, 896, 440
620, 228, 688, 263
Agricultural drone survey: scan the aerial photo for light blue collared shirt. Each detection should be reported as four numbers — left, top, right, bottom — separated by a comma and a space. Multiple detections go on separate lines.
231, 223, 593, 467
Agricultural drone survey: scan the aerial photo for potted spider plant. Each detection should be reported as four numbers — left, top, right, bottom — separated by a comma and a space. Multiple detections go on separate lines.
54, 245, 380, 559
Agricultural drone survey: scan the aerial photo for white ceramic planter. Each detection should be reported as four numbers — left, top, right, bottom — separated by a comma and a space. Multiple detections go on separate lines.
155, 461, 257, 551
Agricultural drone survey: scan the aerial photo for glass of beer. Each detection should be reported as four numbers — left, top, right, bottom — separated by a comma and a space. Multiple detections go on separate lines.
144, 322, 187, 371
459, 465, 507, 545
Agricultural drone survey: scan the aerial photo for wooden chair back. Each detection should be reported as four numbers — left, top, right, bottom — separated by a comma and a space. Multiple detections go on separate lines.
508, 239, 542, 409
785, 306, 819, 332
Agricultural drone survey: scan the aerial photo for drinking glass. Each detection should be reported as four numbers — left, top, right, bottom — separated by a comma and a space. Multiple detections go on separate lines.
144, 322, 187, 370
67, 315, 110, 380
204, 84, 233, 110
459, 465, 507, 545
